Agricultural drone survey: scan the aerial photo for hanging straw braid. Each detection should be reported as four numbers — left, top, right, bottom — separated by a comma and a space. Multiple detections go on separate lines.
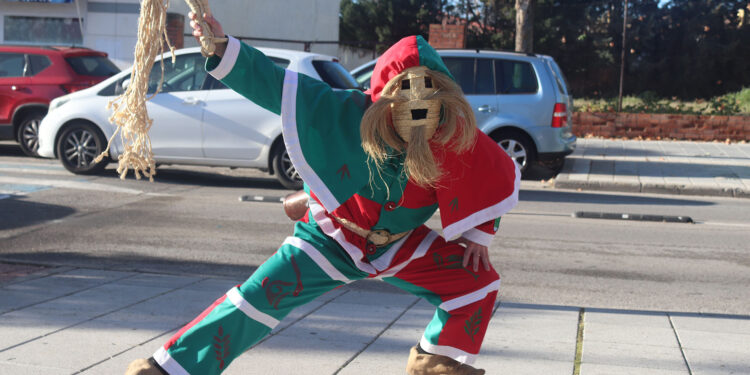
95, 0, 226, 181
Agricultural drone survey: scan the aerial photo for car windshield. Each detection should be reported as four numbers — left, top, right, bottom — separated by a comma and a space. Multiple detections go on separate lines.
352, 63, 375, 90
65, 55, 120, 77
312, 60, 360, 90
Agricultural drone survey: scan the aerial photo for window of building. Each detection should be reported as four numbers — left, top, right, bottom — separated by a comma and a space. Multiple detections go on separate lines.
4, 16, 83, 45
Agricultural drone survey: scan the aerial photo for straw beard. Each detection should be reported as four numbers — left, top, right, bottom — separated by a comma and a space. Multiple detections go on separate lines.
360, 70, 478, 188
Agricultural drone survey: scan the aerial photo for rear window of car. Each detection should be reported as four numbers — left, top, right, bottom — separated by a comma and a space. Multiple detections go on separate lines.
0, 52, 25, 77
28, 54, 51, 75
495, 59, 538, 94
312, 60, 360, 90
65, 55, 120, 77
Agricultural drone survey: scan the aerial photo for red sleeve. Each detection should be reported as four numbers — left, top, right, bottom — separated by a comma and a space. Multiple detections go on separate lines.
434, 130, 519, 241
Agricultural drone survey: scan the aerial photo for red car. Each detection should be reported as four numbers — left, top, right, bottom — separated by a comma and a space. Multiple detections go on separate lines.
0, 45, 120, 156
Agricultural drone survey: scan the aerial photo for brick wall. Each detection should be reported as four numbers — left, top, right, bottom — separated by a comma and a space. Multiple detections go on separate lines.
428, 23, 466, 49
573, 112, 750, 141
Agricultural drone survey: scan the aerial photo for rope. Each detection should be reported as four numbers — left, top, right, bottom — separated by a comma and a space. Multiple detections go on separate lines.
95, 0, 225, 181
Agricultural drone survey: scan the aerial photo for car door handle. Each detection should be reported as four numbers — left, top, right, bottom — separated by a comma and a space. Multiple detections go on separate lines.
182, 97, 203, 106
477, 105, 496, 113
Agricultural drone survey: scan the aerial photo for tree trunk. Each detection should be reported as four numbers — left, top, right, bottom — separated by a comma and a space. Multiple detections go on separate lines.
515, 0, 534, 53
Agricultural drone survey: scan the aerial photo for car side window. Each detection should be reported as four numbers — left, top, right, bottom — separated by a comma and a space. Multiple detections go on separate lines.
495, 59, 538, 94
204, 55, 288, 91
0, 52, 26, 78
28, 54, 51, 76
147, 53, 207, 94
442, 57, 476, 94
475, 58, 495, 95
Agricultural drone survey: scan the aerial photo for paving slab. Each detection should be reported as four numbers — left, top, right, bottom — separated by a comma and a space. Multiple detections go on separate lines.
0, 268, 134, 314
581, 363, 688, 375
582, 311, 687, 374
479, 304, 579, 374
682, 348, 750, 375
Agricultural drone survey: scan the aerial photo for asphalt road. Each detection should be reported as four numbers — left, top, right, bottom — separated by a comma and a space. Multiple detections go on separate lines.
1, 142, 749, 316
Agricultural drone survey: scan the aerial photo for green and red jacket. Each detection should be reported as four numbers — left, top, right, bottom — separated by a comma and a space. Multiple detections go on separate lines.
207, 35, 520, 271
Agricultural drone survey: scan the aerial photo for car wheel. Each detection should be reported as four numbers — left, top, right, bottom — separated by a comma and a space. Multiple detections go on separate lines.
56, 122, 109, 175
272, 145, 303, 190
491, 129, 536, 176
17, 112, 44, 157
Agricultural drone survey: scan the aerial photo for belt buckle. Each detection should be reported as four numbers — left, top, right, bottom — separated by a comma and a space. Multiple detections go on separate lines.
366, 229, 391, 247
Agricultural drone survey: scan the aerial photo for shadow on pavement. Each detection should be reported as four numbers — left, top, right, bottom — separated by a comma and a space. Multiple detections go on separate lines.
519, 189, 715, 206
0, 195, 77, 230
94, 164, 292, 191
0, 142, 24, 157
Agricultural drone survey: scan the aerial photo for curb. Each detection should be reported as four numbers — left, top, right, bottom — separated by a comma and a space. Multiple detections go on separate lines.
554, 173, 750, 198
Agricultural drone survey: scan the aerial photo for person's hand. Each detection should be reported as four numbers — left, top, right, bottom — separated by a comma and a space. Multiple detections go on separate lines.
452, 237, 491, 272
189, 11, 226, 56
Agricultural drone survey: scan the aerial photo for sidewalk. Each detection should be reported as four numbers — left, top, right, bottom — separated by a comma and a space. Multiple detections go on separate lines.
554, 138, 750, 198
1, 265, 748, 374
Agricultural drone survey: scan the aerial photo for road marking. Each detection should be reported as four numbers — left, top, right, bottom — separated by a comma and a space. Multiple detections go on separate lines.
0, 176, 144, 195
239, 195, 285, 203
697, 221, 750, 228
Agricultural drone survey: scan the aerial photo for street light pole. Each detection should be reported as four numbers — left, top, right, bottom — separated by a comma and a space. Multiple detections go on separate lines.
618, 0, 629, 112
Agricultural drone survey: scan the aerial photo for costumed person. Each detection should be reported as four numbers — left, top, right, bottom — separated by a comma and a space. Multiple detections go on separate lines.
126, 11, 520, 375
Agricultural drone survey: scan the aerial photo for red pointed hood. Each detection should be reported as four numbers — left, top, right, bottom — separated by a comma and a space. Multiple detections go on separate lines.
367, 35, 454, 102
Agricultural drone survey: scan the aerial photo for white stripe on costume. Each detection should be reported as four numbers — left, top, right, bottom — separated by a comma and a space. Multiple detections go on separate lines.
370, 230, 412, 272
377, 230, 438, 279
226, 287, 279, 329
308, 200, 377, 275
283, 237, 352, 283
419, 336, 478, 365
153, 347, 189, 375
442, 161, 521, 240
438, 279, 501, 312
280, 69, 341, 212
207, 36, 240, 81
459, 228, 494, 247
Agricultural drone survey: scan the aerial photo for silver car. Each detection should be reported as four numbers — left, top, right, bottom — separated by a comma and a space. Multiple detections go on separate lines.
351, 50, 576, 175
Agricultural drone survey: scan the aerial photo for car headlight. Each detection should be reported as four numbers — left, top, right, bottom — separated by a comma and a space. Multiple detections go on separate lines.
49, 95, 71, 113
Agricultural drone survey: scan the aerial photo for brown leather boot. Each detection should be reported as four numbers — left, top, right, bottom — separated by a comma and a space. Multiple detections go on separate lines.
124, 358, 164, 375
406, 346, 486, 375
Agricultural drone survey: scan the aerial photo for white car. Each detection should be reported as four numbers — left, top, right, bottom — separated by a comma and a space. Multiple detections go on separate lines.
37, 46, 360, 189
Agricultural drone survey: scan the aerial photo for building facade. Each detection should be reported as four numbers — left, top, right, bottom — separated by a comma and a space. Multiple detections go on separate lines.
0, 0, 342, 68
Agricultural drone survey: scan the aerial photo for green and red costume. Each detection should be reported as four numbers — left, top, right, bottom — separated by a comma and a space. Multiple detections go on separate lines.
152, 35, 520, 375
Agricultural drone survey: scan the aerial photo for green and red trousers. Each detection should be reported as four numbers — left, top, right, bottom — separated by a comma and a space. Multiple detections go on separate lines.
153, 220, 500, 375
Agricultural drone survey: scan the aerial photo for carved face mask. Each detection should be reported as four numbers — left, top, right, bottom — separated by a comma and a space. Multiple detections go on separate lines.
381, 66, 441, 143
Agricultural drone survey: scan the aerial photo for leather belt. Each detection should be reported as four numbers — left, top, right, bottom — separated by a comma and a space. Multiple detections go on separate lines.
333, 216, 409, 247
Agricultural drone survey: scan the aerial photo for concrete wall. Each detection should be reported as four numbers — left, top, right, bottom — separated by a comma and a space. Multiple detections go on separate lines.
0, 0, 341, 69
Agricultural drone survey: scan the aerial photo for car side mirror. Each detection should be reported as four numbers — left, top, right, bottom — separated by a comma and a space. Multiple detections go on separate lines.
121, 78, 131, 91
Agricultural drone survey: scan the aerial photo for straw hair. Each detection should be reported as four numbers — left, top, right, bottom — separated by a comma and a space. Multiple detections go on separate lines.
361, 69, 477, 188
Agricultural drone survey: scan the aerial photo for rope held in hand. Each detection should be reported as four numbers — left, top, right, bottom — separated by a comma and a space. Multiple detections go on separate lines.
95, 0, 226, 181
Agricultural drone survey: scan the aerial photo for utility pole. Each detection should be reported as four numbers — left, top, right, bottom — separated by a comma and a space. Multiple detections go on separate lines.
617, 0, 629, 112
515, 0, 534, 53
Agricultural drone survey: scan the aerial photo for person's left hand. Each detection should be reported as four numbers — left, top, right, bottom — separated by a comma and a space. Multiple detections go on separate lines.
451, 237, 491, 272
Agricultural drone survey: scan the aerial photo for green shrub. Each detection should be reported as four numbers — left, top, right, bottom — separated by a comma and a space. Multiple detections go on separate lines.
575, 89, 749, 115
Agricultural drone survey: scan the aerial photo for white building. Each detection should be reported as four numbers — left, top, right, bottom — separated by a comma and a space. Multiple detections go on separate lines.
0, 0, 349, 69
